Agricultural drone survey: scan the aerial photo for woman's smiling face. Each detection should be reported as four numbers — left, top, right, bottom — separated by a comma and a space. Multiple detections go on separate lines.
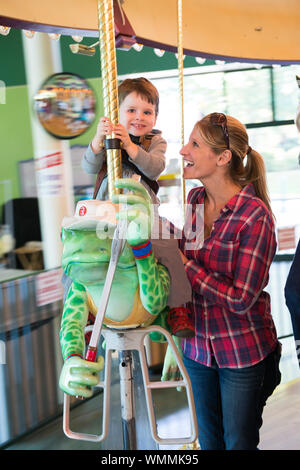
180, 125, 219, 181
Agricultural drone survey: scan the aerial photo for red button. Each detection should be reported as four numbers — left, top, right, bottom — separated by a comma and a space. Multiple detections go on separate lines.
79, 206, 87, 216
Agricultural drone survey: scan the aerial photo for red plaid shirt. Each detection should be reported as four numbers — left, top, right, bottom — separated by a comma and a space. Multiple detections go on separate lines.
179, 183, 278, 368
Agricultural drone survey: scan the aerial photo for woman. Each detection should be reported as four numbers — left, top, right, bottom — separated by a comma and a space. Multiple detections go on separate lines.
178, 112, 281, 450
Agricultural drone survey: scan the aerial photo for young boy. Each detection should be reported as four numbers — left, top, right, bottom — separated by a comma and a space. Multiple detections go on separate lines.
82, 77, 166, 202
81, 77, 194, 338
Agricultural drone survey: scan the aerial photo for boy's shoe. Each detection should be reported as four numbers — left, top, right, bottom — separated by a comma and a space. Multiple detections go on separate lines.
167, 307, 195, 338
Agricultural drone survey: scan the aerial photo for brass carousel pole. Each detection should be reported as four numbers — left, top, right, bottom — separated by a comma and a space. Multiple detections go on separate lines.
177, 0, 186, 221
97, 0, 122, 199
97, 0, 136, 450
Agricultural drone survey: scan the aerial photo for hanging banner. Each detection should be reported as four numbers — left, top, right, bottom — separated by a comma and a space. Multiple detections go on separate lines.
35, 268, 64, 306
35, 151, 64, 196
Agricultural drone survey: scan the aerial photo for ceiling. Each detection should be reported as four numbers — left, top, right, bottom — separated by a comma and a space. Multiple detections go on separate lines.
0, 0, 299, 63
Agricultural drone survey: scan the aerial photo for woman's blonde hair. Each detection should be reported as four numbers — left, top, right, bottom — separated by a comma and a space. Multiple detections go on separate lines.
195, 113, 272, 214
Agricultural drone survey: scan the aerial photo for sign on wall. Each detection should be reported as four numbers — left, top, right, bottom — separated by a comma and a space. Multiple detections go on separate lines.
35, 268, 63, 307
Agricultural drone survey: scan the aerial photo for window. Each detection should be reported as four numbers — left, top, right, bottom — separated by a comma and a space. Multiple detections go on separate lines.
148, 64, 300, 243
273, 65, 299, 121
225, 68, 273, 123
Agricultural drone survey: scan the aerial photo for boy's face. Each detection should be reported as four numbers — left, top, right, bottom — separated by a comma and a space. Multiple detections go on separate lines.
119, 91, 157, 137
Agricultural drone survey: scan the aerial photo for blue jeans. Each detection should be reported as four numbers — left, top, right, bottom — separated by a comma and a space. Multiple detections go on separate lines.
183, 344, 281, 450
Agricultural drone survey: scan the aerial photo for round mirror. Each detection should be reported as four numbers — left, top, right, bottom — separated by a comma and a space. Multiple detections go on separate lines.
33, 73, 96, 139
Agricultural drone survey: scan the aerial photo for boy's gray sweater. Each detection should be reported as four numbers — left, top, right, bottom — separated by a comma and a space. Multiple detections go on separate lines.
81, 132, 167, 203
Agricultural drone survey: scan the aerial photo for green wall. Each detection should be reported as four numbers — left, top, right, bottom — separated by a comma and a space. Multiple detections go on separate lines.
0, 86, 33, 203
0, 28, 27, 86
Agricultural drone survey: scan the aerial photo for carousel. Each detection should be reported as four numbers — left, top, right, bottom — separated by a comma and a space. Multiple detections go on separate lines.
0, 0, 299, 451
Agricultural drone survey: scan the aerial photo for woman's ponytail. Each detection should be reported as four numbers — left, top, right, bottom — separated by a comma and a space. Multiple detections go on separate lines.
243, 148, 273, 215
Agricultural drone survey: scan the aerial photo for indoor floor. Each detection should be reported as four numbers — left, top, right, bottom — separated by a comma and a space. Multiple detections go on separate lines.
3, 336, 300, 451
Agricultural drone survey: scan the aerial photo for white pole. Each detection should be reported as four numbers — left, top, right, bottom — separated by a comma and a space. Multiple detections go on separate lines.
22, 32, 75, 405
22, 32, 74, 270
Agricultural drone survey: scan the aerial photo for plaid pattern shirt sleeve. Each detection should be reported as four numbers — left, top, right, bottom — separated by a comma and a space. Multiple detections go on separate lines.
181, 184, 278, 368
185, 213, 276, 314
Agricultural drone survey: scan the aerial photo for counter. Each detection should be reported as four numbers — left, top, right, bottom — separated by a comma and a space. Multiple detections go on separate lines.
0, 269, 37, 283
0, 267, 63, 446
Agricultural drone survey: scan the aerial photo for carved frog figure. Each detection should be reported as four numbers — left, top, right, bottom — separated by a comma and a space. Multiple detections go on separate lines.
59, 179, 179, 398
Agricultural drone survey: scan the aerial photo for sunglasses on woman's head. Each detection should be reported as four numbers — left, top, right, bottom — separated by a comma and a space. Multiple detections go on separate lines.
210, 112, 230, 150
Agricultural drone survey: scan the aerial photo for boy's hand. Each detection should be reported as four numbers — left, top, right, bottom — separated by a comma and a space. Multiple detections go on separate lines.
91, 117, 113, 153
113, 124, 138, 159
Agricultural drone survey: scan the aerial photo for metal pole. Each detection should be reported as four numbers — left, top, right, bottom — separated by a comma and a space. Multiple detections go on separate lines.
97, 0, 122, 199
177, 0, 186, 218
119, 349, 137, 450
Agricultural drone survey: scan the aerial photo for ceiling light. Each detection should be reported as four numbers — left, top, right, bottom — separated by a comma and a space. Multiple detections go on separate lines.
71, 35, 83, 43
195, 57, 206, 65
132, 43, 143, 52
48, 33, 61, 41
24, 30, 35, 38
154, 49, 165, 57
69, 41, 99, 56
0, 26, 11, 36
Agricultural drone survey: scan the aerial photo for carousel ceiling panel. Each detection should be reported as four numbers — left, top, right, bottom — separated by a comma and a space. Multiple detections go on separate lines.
123, 0, 300, 63
0, 0, 99, 35
0, 0, 299, 62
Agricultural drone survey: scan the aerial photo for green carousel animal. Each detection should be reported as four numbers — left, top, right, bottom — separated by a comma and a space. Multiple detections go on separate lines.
59, 178, 184, 398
